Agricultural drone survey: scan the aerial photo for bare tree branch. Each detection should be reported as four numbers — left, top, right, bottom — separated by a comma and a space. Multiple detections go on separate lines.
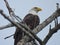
33, 9, 60, 34
4, 0, 22, 21
0, 23, 13, 30
4, 0, 13, 14
43, 23, 60, 44
4, 34, 14, 39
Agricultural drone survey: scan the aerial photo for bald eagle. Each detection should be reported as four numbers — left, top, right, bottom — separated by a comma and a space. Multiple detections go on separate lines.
14, 7, 42, 45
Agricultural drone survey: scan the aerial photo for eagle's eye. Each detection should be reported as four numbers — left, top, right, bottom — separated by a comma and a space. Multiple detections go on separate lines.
34, 7, 38, 9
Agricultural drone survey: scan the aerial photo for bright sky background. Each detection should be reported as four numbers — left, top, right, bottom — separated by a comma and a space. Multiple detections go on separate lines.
0, 0, 60, 45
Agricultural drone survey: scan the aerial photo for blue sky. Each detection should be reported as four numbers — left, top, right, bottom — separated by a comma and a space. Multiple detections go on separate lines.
0, 0, 60, 45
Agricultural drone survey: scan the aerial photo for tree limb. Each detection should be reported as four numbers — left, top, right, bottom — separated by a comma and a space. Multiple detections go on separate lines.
4, 0, 13, 14
33, 9, 60, 34
43, 23, 60, 44
4, 0, 22, 22
0, 23, 13, 30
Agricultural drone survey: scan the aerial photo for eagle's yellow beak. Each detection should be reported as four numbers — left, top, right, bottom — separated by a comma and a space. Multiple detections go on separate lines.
37, 7, 42, 11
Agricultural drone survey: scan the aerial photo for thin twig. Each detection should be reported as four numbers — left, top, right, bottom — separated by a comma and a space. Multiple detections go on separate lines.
4, 34, 14, 39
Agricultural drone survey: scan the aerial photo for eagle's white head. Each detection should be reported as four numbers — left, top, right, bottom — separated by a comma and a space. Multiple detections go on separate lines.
29, 7, 42, 15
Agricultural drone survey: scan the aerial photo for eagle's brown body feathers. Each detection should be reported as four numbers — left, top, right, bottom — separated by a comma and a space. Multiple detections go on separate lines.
23, 14, 40, 29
